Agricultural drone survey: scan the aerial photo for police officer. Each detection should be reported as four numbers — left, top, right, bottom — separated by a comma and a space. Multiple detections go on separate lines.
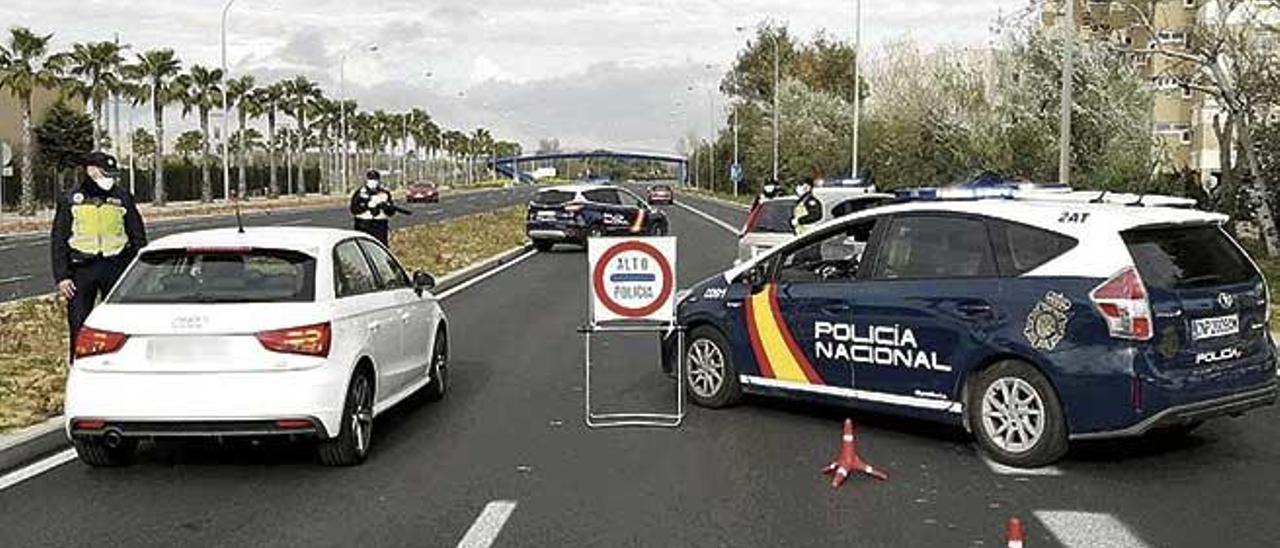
350, 170, 404, 246
51, 152, 147, 359
791, 178, 823, 235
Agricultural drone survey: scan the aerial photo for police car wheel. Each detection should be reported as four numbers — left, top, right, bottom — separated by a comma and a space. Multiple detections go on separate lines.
318, 371, 374, 467
969, 360, 1068, 468
533, 240, 554, 252
685, 326, 742, 408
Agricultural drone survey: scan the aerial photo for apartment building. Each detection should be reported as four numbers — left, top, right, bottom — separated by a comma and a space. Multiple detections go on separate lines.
1044, 0, 1224, 186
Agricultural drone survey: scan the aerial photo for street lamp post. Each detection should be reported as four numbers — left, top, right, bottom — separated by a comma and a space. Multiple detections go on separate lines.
851, 0, 863, 180
220, 0, 238, 200
1058, 0, 1075, 186
339, 44, 378, 194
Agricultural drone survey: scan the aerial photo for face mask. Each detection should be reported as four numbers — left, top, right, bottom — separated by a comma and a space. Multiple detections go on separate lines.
797, 185, 812, 196
365, 180, 380, 190
91, 173, 116, 191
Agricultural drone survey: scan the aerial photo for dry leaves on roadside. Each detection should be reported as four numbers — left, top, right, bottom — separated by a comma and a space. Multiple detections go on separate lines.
0, 296, 69, 430
391, 206, 529, 276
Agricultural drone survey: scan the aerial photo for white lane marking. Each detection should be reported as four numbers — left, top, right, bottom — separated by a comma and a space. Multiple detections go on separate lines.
0, 449, 77, 492
457, 500, 518, 548
0, 275, 33, 285
25, 241, 44, 248
437, 249, 537, 300
676, 201, 740, 235
273, 218, 313, 226
1035, 511, 1151, 548
982, 456, 1063, 476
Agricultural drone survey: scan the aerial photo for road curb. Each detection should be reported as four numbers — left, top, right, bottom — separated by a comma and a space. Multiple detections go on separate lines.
0, 416, 64, 476
0, 241, 533, 476
682, 191, 751, 212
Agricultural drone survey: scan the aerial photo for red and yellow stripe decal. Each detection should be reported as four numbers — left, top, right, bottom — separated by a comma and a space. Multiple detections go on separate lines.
743, 284, 824, 385
630, 208, 646, 233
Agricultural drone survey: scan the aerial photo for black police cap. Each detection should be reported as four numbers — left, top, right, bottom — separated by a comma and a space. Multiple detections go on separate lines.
79, 152, 121, 174
366, 169, 381, 180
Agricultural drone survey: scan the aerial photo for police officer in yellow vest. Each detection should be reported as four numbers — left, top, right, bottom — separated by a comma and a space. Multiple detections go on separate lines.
51, 152, 147, 358
791, 179, 823, 235
349, 170, 404, 246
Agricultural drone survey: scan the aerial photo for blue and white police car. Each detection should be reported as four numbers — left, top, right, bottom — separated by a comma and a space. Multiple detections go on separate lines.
665, 189, 1277, 466
526, 184, 669, 251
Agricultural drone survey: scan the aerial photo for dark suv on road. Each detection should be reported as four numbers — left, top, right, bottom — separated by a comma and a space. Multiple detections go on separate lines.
526, 184, 669, 251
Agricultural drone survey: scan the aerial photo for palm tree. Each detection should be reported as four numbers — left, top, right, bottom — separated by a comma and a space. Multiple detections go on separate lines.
123, 49, 183, 206
174, 130, 204, 163
0, 27, 66, 215
225, 75, 256, 198
307, 96, 340, 194
472, 128, 494, 182
408, 109, 438, 181
442, 129, 468, 185
251, 83, 285, 198
179, 65, 223, 202
65, 40, 127, 151
282, 76, 320, 194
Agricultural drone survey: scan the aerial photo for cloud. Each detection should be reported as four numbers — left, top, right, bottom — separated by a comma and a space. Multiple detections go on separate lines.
15, 0, 1031, 151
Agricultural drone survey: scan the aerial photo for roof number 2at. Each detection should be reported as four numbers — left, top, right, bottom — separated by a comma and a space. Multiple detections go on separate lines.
1059, 211, 1090, 224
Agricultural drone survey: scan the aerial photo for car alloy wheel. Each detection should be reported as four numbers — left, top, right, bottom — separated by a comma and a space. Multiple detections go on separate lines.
687, 339, 726, 399
980, 377, 1045, 454
350, 375, 374, 456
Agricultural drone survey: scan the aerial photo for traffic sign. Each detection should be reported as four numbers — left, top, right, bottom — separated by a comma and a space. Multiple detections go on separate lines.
730, 162, 743, 184
587, 237, 677, 323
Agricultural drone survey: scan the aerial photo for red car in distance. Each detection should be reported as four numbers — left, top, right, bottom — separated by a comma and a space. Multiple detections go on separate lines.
405, 182, 439, 203
647, 184, 675, 205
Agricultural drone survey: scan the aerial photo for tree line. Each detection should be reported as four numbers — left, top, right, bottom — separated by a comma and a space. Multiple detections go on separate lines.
690, 1, 1280, 253
0, 26, 522, 215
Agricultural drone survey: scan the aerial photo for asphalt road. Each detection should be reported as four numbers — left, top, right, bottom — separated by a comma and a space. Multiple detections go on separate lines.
2, 192, 1278, 547
0, 186, 541, 303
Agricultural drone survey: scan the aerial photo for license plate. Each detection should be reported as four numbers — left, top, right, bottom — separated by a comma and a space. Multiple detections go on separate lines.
536, 211, 556, 221
1191, 314, 1239, 341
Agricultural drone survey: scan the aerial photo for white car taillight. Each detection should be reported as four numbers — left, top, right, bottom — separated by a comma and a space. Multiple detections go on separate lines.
74, 327, 129, 360
256, 322, 332, 357
1090, 266, 1153, 341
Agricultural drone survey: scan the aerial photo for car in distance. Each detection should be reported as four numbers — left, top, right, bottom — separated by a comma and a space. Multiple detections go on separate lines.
65, 227, 449, 467
647, 184, 675, 205
667, 193, 1276, 467
738, 188, 893, 264
405, 182, 439, 203
526, 184, 669, 251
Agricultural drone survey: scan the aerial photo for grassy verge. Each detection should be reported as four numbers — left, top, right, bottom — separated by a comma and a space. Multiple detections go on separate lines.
0, 205, 529, 433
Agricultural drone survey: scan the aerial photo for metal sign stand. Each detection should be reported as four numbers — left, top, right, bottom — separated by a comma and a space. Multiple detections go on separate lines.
580, 321, 685, 429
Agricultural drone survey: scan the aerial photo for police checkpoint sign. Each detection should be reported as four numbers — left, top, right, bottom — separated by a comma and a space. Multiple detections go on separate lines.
588, 237, 677, 323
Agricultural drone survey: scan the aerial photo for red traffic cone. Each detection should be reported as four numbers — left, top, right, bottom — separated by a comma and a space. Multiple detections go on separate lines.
1006, 517, 1025, 548
821, 418, 888, 488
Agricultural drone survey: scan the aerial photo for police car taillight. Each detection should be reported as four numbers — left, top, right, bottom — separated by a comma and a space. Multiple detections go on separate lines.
256, 322, 331, 357
1090, 266, 1152, 341
74, 327, 129, 359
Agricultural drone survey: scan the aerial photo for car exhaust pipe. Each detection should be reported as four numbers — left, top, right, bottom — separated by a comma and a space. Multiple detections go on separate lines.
103, 429, 124, 449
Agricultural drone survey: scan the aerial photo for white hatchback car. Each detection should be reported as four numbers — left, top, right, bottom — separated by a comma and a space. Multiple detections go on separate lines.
65, 227, 448, 467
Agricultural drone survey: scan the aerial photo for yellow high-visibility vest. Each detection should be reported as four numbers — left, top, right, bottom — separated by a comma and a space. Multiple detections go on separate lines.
68, 200, 128, 257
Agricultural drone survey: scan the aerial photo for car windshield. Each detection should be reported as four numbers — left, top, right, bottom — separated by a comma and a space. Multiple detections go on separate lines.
750, 199, 798, 234
109, 248, 317, 303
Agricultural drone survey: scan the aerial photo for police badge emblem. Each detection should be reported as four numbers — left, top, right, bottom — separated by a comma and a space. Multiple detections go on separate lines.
1024, 291, 1072, 351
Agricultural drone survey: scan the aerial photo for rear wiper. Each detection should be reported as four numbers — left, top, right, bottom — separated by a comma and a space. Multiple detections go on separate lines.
1179, 274, 1223, 286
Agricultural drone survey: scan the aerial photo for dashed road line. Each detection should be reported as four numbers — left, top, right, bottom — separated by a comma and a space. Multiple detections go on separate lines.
675, 201, 740, 235
0, 449, 76, 492
982, 456, 1063, 476
457, 500, 518, 548
1034, 511, 1151, 548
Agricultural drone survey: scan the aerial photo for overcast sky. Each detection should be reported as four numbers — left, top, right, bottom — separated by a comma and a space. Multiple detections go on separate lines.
8, 0, 1030, 152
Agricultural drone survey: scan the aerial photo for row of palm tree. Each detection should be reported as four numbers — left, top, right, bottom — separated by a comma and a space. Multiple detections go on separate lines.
0, 26, 522, 216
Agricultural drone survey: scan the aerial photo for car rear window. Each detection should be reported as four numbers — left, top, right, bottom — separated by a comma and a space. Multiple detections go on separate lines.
109, 248, 317, 303
750, 199, 798, 234
1123, 225, 1259, 290
651, 185, 671, 192
534, 190, 576, 205
990, 219, 1078, 276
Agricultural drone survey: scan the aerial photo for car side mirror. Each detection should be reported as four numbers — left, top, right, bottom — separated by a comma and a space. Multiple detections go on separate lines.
741, 264, 768, 293
413, 271, 436, 295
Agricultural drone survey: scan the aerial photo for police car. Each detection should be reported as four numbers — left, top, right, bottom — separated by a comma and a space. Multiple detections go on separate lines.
665, 190, 1277, 467
526, 184, 669, 251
